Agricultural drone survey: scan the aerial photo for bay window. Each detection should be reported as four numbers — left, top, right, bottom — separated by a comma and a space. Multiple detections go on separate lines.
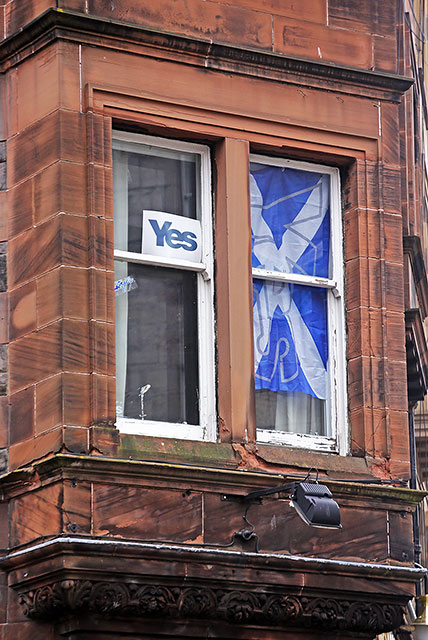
112, 132, 346, 452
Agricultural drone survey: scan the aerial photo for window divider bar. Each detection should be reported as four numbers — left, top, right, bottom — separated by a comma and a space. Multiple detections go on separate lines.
252, 268, 336, 290
114, 249, 209, 276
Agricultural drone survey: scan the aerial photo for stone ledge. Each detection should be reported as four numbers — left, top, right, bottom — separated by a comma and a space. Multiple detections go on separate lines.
0, 8, 413, 101
1, 536, 424, 634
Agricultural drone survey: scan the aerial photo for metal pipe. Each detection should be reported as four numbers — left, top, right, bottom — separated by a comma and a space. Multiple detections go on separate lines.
410, 408, 422, 593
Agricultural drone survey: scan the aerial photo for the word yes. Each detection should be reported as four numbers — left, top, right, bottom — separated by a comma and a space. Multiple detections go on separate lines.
149, 219, 197, 252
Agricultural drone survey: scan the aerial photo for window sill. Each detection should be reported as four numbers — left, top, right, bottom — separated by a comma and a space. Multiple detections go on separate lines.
113, 431, 373, 478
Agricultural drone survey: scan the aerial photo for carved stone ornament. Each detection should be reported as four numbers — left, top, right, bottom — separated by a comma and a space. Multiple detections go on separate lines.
18, 579, 404, 634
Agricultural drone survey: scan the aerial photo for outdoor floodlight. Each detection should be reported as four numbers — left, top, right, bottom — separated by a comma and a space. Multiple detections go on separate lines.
290, 482, 342, 529
222, 474, 342, 538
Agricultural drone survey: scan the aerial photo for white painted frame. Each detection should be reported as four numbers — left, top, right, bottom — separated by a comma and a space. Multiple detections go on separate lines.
251, 154, 347, 455
113, 131, 216, 442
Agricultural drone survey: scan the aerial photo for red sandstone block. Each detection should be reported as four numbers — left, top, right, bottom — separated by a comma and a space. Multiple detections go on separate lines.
87, 216, 113, 270
347, 356, 386, 411
92, 484, 203, 542
386, 312, 406, 362
9, 483, 61, 546
385, 261, 404, 312
62, 477, 91, 533
328, 0, 398, 38
16, 44, 60, 133
0, 193, 7, 242
61, 213, 89, 268
90, 322, 114, 376
374, 35, 397, 73
347, 356, 366, 411
381, 103, 400, 166
0, 293, 8, 344
388, 459, 411, 481
36, 269, 62, 329
9, 178, 33, 237
345, 257, 382, 311
0, 396, 9, 449
9, 281, 36, 341
343, 161, 380, 215
86, 113, 107, 166
273, 17, 372, 69
9, 322, 62, 393
91, 373, 116, 424
63, 267, 90, 320
34, 161, 87, 225
63, 319, 90, 373
349, 407, 369, 456
370, 357, 387, 409
9, 427, 63, 471
382, 165, 402, 214
9, 387, 34, 446
35, 374, 62, 435
88, 0, 273, 50
7, 112, 61, 186
5, 0, 54, 38
7, 110, 86, 187
389, 361, 408, 411
344, 209, 382, 262
389, 410, 410, 462
212, 0, 326, 22
62, 425, 90, 454
63, 372, 91, 426
89, 269, 107, 322
389, 510, 414, 563
57, 40, 82, 112
383, 213, 403, 263
9, 217, 62, 288
347, 306, 384, 360
37, 266, 90, 328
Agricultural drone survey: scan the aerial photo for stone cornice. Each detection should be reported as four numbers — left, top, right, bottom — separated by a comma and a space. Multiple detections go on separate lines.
0, 8, 414, 100
0, 453, 425, 507
1, 535, 425, 579
1, 536, 423, 634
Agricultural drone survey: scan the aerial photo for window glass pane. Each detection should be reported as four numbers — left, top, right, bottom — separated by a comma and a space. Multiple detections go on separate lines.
115, 261, 199, 425
114, 146, 199, 254
253, 279, 328, 436
250, 162, 331, 278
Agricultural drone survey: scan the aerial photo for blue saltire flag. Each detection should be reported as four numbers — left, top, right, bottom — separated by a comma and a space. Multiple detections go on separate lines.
251, 163, 330, 400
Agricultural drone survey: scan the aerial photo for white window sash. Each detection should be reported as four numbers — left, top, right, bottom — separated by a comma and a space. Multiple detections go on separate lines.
250, 154, 347, 454
113, 132, 216, 442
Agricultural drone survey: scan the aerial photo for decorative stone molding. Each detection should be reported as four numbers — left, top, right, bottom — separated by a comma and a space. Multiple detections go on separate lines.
0, 8, 413, 101
18, 579, 404, 634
